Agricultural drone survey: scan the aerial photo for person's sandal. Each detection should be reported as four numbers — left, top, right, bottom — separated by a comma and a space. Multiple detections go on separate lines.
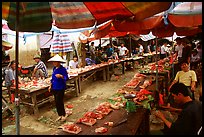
60, 115, 67, 122
55, 116, 62, 122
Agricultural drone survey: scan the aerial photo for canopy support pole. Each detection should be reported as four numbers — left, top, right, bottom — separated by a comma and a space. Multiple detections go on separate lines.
129, 35, 132, 57
99, 38, 101, 49
15, 2, 20, 135
109, 37, 112, 48
155, 35, 158, 91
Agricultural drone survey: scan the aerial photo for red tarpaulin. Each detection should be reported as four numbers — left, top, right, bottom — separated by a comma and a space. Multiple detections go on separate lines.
113, 15, 163, 32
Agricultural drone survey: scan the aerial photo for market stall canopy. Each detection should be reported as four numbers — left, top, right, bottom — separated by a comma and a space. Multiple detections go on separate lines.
50, 31, 73, 54
168, 2, 202, 27
140, 32, 156, 41
151, 18, 202, 38
2, 40, 13, 50
85, 14, 202, 39
96, 2, 202, 39
2, 2, 172, 32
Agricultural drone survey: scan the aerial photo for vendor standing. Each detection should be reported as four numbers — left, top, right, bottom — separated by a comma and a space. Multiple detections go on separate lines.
4, 60, 21, 103
48, 54, 68, 122
90, 42, 96, 61
32, 54, 48, 79
118, 43, 129, 59
138, 43, 144, 56
160, 41, 170, 59
106, 44, 114, 58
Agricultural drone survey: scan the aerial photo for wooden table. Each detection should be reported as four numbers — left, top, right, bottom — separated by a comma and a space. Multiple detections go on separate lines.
67, 75, 80, 97
125, 56, 145, 70
19, 86, 51, 115
76, 64, 109, 93
55, 107, 150, 135
106, 60, 125, 81
18, 76, 80, 115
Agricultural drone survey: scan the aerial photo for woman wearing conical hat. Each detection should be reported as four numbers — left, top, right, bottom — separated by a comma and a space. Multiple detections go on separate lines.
48, 54, 69, 122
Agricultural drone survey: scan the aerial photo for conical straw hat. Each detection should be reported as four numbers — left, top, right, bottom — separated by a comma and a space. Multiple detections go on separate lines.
48, 54, 66, 63
2, 40, 13, 50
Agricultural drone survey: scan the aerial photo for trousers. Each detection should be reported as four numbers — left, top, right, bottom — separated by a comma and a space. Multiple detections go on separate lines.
52, 89, 66, 116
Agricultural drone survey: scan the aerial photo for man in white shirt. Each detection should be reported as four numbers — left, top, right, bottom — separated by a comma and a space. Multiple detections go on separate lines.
138, 43, 144, 55
160, 42, 170, 59
174, 37, 184, 63
118, 43, 129, 59
69, 56, 79, 69
190, 49, 200, 70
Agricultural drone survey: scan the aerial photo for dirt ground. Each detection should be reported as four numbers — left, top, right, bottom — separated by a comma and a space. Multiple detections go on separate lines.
2, 66, 202, 135
2, 66, 134, 135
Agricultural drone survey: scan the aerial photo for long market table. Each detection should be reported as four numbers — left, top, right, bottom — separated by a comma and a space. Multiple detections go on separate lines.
17, 56, 162, 115
18, 64, 111, 115
76, 64, 109, 94
143, 52, 160, 64
55, 107, 150, 135
125, 56, 145, 70
106, 57, 145, 81
55, 73, 165, 135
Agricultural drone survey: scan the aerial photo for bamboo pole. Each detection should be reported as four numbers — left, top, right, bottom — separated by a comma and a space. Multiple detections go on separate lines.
15, 2, 20, 135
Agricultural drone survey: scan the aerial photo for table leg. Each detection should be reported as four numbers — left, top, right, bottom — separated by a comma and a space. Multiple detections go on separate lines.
75, 78, 79, 97
78, 76, 81, 93
143, 110, 150, 134
132, 60, 135, 70
103, 68, 106, 82
31, 94, 39, 115
122, 62, 125, 74
106, 66, 110, 81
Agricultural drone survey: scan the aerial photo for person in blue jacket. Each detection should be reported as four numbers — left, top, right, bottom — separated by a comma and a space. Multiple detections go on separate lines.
48, 54, 68, 122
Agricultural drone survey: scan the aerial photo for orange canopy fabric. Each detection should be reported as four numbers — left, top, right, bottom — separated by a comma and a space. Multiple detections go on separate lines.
168, 14, 202, 27
112, 15, 163, 32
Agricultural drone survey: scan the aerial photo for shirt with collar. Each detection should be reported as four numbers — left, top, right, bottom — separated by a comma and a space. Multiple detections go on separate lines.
51, 65, 68, 90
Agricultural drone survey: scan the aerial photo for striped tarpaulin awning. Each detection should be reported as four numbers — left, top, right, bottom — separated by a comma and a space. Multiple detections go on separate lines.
39, 33, 53, 48
2, 2, 52, 32
2, 2, 172, 32
168, 2, 202, 27
140, 32, 156, 41
50, 32, 73, 54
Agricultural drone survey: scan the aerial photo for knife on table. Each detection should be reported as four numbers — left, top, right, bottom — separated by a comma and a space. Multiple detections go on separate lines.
112, 117, 128, 127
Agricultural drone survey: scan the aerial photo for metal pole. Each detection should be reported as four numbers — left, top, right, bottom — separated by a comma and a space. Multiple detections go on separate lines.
99, 38, 101, 45
155, 36, 158, 91
109, 37, 112, 47
99, 38, 101, 50
129, 35, 132, 57
171, 33, 174, 80
15, 2, 20, 135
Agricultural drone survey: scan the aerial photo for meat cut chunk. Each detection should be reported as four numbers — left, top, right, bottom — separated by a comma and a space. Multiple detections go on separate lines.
62, 124, 82, 134
95, 127, 108, 133
77, 117, 97, 126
